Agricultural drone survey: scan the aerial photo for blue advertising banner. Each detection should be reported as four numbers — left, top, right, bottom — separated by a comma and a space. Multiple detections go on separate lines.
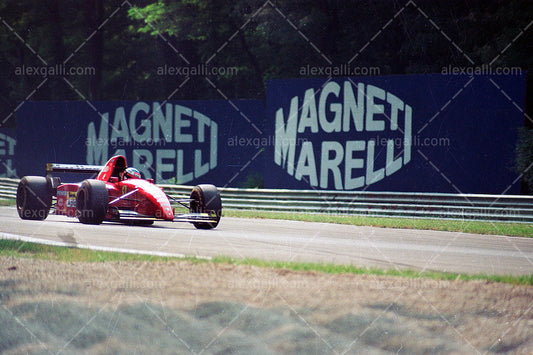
16, 100, 264, 187
0, 127, 16, 178
265, 74, 526, 194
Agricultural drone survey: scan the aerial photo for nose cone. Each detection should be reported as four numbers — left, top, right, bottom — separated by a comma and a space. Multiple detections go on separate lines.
154, 202, 173, 220
162, 205, 174, 220
136, 180, 174, 220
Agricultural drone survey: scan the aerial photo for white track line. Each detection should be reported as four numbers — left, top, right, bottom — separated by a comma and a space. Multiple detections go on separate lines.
0, 232, 212, 260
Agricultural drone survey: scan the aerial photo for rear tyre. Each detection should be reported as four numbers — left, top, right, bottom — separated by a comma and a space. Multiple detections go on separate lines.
189, 184, 222, 229
16, 176, 53, 220
76, 179, 108, 225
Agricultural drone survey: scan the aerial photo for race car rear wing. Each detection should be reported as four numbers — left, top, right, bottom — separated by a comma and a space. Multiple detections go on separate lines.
46, 163, 104, 177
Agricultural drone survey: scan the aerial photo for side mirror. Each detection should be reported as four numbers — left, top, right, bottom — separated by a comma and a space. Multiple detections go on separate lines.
109, 176, 119, 183
147, 178, 154, 184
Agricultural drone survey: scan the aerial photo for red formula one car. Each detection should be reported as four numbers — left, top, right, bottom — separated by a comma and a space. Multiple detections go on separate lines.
16, 155, 221, 229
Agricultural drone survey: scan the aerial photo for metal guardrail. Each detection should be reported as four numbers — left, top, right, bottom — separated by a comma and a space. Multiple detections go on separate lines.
1, 178, 532, 223
0, 178, 18, 200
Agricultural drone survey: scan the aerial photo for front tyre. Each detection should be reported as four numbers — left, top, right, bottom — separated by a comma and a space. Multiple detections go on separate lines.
189, 184, 222, 229
76, 179, 108, 225
16, 176, 53, 220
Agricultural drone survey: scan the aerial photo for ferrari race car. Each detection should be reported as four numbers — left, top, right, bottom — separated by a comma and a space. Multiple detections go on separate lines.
15, 155, 222, 229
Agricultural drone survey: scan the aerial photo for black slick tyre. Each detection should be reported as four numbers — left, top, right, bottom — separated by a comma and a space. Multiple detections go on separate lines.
16, 176, 53, 220
189, 184, 222, 229
76, 179, 109, 225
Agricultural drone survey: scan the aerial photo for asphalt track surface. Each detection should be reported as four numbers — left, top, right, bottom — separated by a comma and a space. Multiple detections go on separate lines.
1, 206, 532, 276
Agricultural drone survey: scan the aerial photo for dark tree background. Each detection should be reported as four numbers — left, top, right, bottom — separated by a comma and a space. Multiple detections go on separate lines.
0, 0, 532, 190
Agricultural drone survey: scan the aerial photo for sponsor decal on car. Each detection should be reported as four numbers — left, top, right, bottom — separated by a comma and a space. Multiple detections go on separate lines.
66, 191, 77, 208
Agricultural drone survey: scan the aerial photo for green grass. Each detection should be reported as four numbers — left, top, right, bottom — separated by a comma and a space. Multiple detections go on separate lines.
1, 240, 531, 285
212, 256, 533, 285
0, 199, 15, 206
224, 210, 533, 238
0, 240, 207, 264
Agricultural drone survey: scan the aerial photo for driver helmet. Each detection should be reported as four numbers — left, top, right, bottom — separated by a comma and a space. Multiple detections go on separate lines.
121, 167, 141, 180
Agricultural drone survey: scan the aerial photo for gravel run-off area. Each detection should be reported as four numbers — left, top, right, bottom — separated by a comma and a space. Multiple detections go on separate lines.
1, 256, 532, 354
